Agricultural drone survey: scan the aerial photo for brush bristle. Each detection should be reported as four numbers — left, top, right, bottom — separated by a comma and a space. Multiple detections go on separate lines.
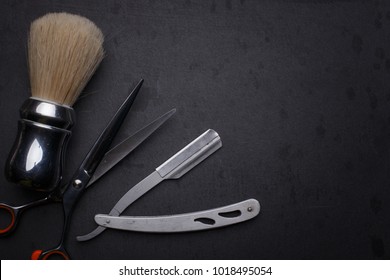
28, 13, 104, 106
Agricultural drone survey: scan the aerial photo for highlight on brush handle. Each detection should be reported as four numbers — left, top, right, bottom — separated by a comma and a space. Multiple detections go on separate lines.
5, 98, 75, 192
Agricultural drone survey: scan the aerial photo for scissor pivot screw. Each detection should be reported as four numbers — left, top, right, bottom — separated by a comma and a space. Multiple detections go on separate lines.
247, 207, 253, 212
106, 219, 110, 224
73, 179, 83, 189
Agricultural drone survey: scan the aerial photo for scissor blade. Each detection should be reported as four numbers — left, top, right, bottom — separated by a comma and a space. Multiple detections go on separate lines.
86, 109, 176, 187
77, 171, 164, 241
81, 79, 143, 177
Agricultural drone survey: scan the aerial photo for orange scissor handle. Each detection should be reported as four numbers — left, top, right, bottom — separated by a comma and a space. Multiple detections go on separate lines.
0, 203, 17, 236
31, 248, 69, 260
0, 195, 55, 237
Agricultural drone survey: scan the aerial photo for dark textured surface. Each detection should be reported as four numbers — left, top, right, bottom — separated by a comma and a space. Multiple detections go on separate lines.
0, 0, 389, 260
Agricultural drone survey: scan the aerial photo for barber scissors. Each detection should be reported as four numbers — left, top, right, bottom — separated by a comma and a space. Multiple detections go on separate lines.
0, 79, 175, 259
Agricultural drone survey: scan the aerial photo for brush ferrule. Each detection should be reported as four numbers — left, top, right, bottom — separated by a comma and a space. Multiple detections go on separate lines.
5, 98, 76, 192
20, 98, 75, 129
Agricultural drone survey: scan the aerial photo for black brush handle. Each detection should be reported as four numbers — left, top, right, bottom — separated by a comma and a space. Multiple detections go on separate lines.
5, 98, 75, 192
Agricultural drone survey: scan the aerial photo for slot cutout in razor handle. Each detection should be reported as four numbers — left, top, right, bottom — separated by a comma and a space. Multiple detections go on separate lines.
156, 129, 222, 179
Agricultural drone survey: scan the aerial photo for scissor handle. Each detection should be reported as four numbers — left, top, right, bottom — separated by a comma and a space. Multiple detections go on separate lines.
31, 246, 69, 260
0, 203, 20, 236
0, 195, 55, 237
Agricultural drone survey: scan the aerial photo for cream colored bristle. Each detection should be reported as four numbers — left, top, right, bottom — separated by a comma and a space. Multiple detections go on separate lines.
28, 13, 104, 106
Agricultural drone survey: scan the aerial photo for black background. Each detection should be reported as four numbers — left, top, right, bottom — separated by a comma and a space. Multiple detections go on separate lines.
0, 0, 389, 260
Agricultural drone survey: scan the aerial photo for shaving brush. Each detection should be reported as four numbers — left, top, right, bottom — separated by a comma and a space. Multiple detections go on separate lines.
5, 13, 104, 192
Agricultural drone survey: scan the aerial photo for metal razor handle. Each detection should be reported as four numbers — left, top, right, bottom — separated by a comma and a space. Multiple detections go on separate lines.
94, 199, 260, 233
156, 129, 222, 179
5, 98, 75, 192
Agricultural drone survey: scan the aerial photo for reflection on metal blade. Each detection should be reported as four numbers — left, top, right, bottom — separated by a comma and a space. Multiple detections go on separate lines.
86, 109, 175, 187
